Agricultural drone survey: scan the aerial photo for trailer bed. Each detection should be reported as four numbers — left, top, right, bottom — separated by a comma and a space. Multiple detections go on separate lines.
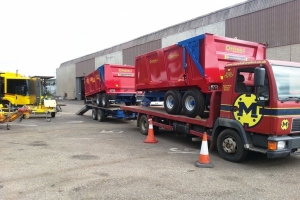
120, 105, 211, 125
120, 91, 222, 138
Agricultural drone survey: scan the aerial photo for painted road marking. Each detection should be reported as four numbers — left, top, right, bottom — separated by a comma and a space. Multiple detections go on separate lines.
66, 121, 83, 124
100, 130, 123, 133
0, 124, 38, 127
168, 148, 198, 154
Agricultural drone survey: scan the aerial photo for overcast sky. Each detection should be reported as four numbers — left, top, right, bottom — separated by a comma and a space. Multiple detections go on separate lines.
0, 0, 246, 77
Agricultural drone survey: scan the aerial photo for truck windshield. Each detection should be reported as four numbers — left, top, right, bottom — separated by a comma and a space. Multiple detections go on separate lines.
272, 65, 300, 101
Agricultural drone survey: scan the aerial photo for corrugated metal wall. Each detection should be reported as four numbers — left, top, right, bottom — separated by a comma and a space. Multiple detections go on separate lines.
75, 58, 95, 77
226, 0, 300, 47
122, 40, 161, 66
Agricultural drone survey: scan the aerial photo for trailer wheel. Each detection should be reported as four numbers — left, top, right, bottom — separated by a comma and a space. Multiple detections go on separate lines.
139, 115, 159, 135
164, 90, 182, 114
96, 93, 102, 107
97, 109, 105, 122
182, 89, 204, 118
101, 93, 110, 108
50, 112, 56, 118
217, 129, 249, 162
92, 108, 98, 120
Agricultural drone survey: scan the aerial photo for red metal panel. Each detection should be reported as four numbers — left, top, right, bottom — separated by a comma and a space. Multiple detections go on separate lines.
104, 64, 136, 94
135, 57, 148, 89
164, 46, 184, 82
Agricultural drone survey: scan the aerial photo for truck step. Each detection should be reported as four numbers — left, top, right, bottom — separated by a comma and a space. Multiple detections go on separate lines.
248, 146, 267, 154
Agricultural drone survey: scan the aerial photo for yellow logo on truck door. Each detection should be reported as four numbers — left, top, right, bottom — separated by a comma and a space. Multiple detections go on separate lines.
233, 94, 263, 128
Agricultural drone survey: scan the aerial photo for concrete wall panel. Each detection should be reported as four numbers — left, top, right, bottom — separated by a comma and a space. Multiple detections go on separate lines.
162, 30, 196, 48
196, 21, 226, 36
291, 44, 300, 63
56, 63, 76, 99
95, 51, 123, 69
266, 45, 291, 61
161, 22, 226, 48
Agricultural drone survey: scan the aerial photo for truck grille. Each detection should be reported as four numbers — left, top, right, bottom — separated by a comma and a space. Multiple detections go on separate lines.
291, 118, 300, 132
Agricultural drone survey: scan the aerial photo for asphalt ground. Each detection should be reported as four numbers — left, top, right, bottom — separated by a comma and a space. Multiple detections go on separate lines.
1, 100, 300, 200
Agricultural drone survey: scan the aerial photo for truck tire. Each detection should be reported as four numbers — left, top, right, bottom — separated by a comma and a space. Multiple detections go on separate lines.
182, 89, 204, 118
92, 108, 98, 120
96, 93, 102, 107
139, 115, 159, 135
182, 89, 200, 118
164, 90, 182, 114
97, 109, 105, 122
51, 112, 56, 118
217, 129, 249, 162
101, 93, 110, 108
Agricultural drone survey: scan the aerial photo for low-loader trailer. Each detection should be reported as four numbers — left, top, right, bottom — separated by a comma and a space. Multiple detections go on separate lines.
77, 64, 139, 121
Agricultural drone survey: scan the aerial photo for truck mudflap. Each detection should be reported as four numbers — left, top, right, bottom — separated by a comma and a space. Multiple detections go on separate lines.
267, 135, 300, 158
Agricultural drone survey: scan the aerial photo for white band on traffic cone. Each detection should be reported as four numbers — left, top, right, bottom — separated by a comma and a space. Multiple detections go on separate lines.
200, 141, 209, 155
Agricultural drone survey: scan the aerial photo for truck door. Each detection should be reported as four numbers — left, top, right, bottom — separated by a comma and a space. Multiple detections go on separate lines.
231, 67, 257, 129
231, 66, 270, 131
6, 78, 30, 106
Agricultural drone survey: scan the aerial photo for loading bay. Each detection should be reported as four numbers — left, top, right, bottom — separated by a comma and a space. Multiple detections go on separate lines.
1, 101, 300, 200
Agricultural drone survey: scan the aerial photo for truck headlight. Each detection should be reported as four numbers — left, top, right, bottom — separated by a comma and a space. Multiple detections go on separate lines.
277, 141, 286, 150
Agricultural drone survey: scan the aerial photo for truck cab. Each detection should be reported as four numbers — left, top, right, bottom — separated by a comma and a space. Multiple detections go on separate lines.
216, 60, 300, 161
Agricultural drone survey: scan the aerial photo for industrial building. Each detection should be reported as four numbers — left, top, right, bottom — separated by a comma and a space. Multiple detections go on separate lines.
56, 0, 300, 100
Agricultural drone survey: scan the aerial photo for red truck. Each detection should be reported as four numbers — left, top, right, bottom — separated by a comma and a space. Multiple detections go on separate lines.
84, 64, 138, 107
121, 34, 300, 162
135, 33, 265, 117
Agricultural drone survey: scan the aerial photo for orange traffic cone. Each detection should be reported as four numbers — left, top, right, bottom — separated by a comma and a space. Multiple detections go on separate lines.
144, 118, 158, 143
195, 132, 213, 168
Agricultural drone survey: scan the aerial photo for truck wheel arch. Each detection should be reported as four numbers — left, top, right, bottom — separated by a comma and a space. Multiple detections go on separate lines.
210, 118, 249, 151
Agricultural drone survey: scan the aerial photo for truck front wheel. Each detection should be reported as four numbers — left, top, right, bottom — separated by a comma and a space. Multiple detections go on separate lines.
51, 112, 56, 118
217, 129, 249, 162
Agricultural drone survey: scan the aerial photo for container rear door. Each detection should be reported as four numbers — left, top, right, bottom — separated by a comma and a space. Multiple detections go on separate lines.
105, 65, 135, 93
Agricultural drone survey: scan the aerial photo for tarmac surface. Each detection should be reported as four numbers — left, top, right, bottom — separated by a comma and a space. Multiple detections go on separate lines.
1, 100, 300, 200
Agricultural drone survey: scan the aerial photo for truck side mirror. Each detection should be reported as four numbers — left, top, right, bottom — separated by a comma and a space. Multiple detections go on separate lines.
254, 67, 265, 87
